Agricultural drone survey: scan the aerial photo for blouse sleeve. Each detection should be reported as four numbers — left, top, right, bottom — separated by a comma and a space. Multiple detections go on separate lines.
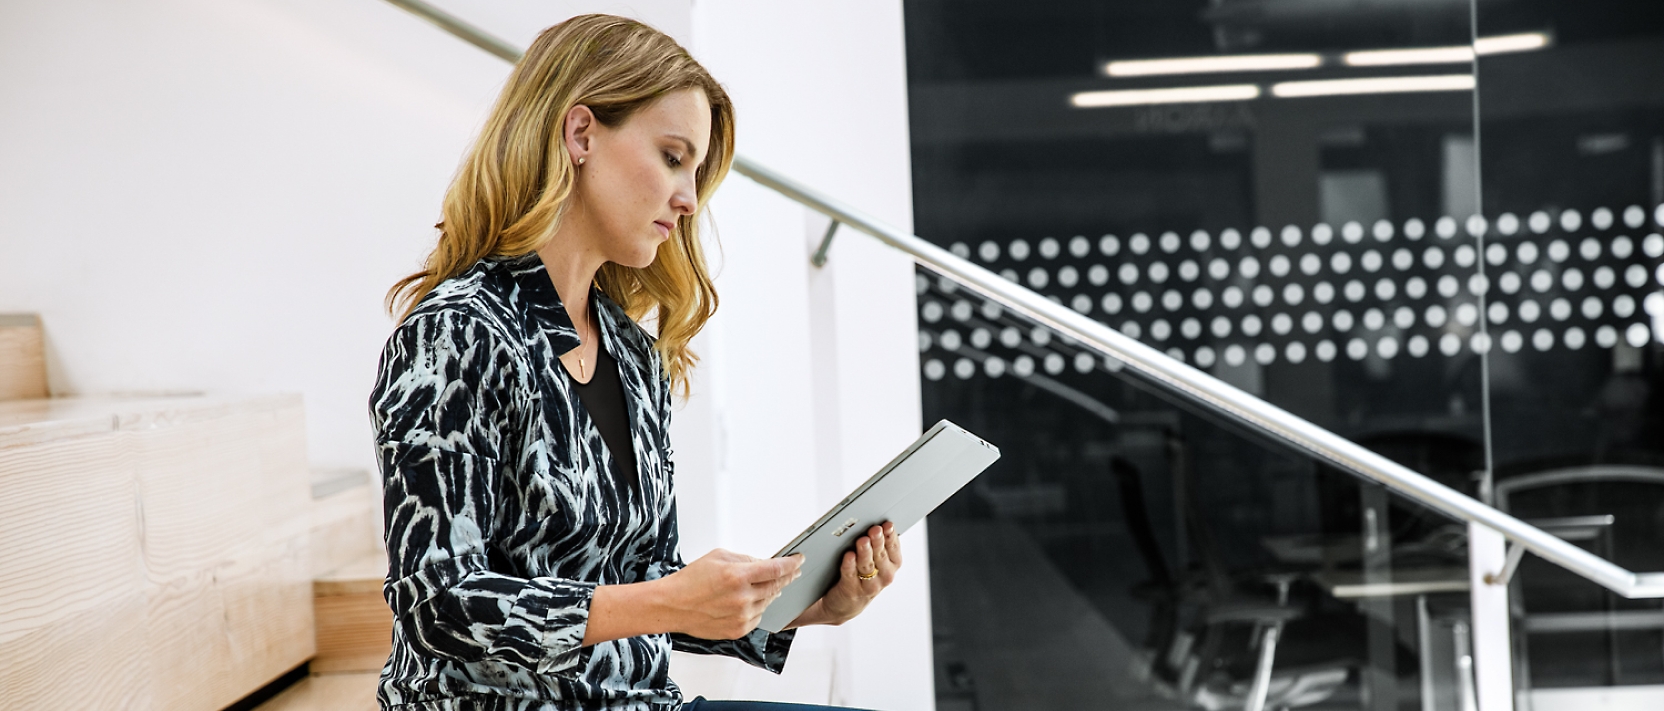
372, 310, 595, 676
649, 362, 797, 673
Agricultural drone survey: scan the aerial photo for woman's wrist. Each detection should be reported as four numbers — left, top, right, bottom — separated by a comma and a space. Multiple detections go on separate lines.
584, 577, 681, 645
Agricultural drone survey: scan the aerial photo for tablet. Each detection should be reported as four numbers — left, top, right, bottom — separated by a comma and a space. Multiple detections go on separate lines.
756, 420, 1000, 632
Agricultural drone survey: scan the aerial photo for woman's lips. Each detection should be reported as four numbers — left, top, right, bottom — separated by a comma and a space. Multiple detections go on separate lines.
653, 221, 674, 238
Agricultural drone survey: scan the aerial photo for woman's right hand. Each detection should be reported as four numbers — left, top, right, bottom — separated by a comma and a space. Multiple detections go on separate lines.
659, 549, 802, 639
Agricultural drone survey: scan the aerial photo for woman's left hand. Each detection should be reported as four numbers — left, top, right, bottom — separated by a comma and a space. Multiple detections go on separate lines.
786, 522, 902, 629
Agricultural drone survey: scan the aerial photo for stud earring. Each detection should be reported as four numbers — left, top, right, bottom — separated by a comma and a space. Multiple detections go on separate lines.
577, 157, 586, 166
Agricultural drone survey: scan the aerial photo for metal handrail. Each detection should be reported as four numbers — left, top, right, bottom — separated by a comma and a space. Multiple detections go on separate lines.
380, 0, 1664, 599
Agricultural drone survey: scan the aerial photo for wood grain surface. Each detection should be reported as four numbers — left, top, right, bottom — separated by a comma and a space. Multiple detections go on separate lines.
252, 672, 380, 711
0, 314, 47, 400
313, 553, 392, 674
0, 395, 315, 710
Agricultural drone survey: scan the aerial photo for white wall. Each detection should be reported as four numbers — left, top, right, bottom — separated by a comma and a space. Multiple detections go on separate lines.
0, 0, 508, 473
0, 0, 927, 706
684, 4, 930, 709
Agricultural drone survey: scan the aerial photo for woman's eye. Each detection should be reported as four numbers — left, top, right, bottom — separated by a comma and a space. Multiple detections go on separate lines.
665, 153, 683, 168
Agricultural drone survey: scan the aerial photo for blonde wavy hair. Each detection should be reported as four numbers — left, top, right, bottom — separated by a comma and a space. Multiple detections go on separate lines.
388, 14, 732, 397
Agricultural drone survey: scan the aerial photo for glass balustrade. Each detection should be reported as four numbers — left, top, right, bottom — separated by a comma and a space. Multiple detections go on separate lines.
917, 267, 1485, 711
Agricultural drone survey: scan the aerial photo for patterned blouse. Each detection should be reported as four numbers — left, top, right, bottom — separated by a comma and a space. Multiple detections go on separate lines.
369, 253, 795, 710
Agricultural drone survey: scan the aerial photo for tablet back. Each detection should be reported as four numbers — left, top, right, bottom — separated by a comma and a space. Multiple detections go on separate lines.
757, 420, 1000, 632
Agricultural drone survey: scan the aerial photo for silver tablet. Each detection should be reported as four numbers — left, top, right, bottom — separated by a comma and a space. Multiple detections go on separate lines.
756, 420, 1000, 632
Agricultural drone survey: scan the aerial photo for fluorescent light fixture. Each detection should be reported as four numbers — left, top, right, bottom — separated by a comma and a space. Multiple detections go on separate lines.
1105, 54, 1322, 77
1345, 32, 1551, 66
1345, 46, 1474, 66
1072, 84, 1262, 108
1271, 74, 1475, 98
1475, 32, 1550, 55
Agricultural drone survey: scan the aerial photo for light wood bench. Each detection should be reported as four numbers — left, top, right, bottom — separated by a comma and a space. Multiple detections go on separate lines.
0, 394, 315, 710
0, 313, 47, 400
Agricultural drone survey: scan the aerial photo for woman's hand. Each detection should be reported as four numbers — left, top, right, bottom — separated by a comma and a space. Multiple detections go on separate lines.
788, 522, 902, 629
657, 549, 803, 640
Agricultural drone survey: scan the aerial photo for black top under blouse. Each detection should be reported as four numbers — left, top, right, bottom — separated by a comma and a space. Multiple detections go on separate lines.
570, 334, 638, 480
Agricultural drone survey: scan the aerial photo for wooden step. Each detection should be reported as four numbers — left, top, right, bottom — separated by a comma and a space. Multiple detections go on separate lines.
313, 553, 393, 674
310, 467, 383, 579
0, 394, 314, 710
0, 313, 47, 400
251, 672, 380, 711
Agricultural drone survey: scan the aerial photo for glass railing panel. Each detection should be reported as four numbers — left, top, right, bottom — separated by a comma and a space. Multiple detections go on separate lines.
918, 270, 1480, 711
1474, 1, 1664, 702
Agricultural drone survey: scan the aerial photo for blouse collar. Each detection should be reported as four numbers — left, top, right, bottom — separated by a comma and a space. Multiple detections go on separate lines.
498, 252, 626, 357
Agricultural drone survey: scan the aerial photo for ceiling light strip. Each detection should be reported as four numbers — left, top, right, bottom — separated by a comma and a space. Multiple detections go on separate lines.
1475, 32, 1550, 55
1271, 74, 1476, 98
1106, 54, 1322, 77
1345, 46, 1475, 67
1105, 32, 1552, 76
1071, 84, 1262, 108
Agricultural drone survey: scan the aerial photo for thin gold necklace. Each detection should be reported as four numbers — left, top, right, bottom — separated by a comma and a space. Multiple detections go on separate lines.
575, 306, 592, 380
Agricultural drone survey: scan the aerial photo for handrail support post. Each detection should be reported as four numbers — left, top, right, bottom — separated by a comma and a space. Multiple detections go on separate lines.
1484, 542, 1528, 586
811, 219, 840, 268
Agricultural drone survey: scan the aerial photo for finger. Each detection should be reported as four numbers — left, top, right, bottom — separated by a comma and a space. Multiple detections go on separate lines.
856, 536, 878, 585
742, 556, 799, 583
886, 525, 903, 568
868, 525, 887, 562
840, 550, 857, 585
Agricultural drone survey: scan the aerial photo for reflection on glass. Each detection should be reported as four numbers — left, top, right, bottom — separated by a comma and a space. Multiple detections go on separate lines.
1477, 0, 1664, 705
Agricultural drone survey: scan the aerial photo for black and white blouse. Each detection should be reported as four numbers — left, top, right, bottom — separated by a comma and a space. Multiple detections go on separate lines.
370, 253, 794, 710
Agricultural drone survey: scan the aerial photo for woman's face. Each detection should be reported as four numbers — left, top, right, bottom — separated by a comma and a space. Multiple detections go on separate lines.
566, 88, 712, 269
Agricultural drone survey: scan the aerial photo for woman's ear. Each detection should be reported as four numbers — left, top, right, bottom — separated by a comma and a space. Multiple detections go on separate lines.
563, 104, 596, 164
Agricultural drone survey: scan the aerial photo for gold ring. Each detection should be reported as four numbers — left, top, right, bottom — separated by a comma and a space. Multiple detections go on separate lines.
858, 569, 878, 580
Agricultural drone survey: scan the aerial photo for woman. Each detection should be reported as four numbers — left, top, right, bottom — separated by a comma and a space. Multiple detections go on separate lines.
369, 14, 901, 711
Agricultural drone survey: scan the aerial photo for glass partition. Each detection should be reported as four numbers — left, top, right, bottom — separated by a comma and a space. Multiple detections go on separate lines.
901, 0, 1513, 707
1474, 0, 1664, 702
917, 270, 1478, 711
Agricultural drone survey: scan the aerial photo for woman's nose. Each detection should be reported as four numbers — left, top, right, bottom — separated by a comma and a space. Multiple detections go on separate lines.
670, 179, 697, 216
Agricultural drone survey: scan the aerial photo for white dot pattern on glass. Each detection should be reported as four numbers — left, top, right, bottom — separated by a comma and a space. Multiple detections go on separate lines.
919, 202, 1664, 380
1312, 224, 1334, 245
1074, 352, 1095, 373
1561, 209, 1583, 232
1151, 319, 1178, 343
1255, 343, 1277, 365
1566, 327, 1587, 350
1593, 207, 1614, 230
1195, 346, 1217, 368
1613, 236, 1635, 260
1404, 218, 1426, 240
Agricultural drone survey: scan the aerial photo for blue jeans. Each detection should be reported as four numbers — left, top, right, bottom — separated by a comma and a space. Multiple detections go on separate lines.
682, 698, 869, 710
